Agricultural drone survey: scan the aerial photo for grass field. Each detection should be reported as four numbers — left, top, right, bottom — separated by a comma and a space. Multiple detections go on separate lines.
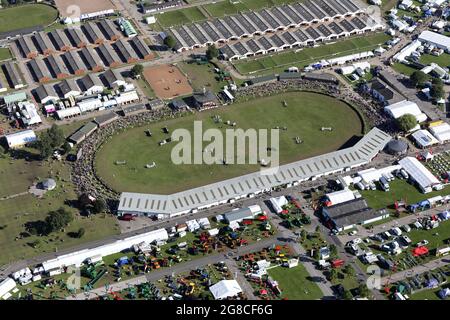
203, 1, 249, 18
392, 62, 417, 77
0, 151, 120, 266
178, 61, 228, 93
361, 179, 450, 212
234, 33, 391, 75
267, 265, 323, 300
0, 4, 58, 33
419, 54, 450, 69
95, 92, 363, 194
156, 6, 207, 28
0, 48, 12, 61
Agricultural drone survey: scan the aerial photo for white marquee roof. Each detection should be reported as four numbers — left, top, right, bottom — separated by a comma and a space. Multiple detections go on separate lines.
399, 157, 440, 191
209, 280, 243, 300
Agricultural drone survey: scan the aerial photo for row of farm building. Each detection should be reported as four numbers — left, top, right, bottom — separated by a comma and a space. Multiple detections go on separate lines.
15, 19, 138, 59
23, 37, 152, 84
167, 0, 375, 52
220, 18, 384, 61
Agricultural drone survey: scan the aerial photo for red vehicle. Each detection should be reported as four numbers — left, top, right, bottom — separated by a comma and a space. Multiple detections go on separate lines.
120, 214, 135, 221
331, 259, 344, 268
242, 219, 253, 225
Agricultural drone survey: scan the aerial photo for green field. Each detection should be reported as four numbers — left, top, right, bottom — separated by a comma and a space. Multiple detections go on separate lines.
361, 179, 450, 212
0, 4, 58, 33
156, 6, 207, 28
420, 54, 450, 69
178, 61, 228, 93
234, 33, 391, 75
95, 91, 363, 194
267, 265, 323, 300
203, 1, 249, 17
0, 48, 12, 61
392, 62, 417, 77
0, 151, 119, 266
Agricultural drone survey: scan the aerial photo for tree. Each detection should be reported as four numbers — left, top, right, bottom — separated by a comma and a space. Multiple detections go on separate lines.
45, 208, 73, 233
329, 268, 338, 281
62, 141, 72, 155
164, 35, 176, 49
431, 78, 445, 101
48, 124, 65, 147
131, 64, 144, 78
93, 198, 107, 214
206, 44, 219, 60
410, 71, 427, 87
36, 124, 65, 159
396, 113, 417, 132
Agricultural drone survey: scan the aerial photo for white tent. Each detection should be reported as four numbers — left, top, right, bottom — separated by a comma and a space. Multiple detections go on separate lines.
384, 100, 427, 123
399, 157, 441, 193
418, 30, 450, 51
209, 280, 243, 300
325, 189, 355, 205
430, 122, 450, 143
41, 228, 168, 272
0, 278, 16, 299
269, 196, 288, 213
412, 130, 439, 148
5, 130, 36, 149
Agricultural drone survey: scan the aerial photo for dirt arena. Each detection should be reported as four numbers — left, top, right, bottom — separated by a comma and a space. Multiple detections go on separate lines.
55, 0, 115, 17
143, 65, 193, 100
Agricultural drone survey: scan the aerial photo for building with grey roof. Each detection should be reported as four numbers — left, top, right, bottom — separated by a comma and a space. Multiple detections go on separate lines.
129, 37, 153, 60
57, 78, 81, 99
114, 38, 139, 63
62, 50, 86, 75
79, 47, 104, 72
117, 128, 392, 218
66, 28, 88, 48
101, 69, 126, 89
82, 22, 105, 44
49, 29, 72, 52
322, 198, 389, 231
98, 19, 121, 41
33, 32, 55, 55
28, 58, 51, 83
96, 42, 121, 67
93, 111, 119, 127
78, 73, 104, 95
16, 36, 38, 59
2, 62, 24, 89
45, 54, 70, 79
34, 83, 59, 104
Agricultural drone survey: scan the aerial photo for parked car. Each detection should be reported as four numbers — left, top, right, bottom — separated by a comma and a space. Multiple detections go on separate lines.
349, 230, 358, 236
416, 240, 429, 247
402, 225, 412, 233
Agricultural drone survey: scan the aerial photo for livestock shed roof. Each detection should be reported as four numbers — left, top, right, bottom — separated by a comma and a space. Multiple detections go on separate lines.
323, 198, 388, 229
117, 128, 391, 216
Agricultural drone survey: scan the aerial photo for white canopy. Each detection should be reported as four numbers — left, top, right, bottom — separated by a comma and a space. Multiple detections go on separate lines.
325, 189, 355, 205
399, 157, 440, 193
269, 196, 288, 213
0, 278, 16, 299
412, 130, 439, 148
384, 100, 427, 123
209, 280, 243, 300
430, 122, 450, 143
